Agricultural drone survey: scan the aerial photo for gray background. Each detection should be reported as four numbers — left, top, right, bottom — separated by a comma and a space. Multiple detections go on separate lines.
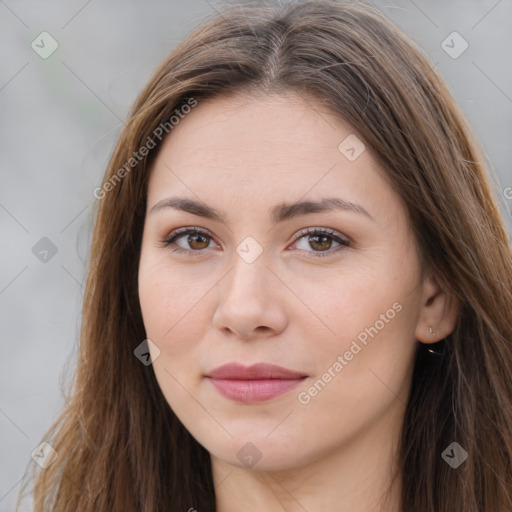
1, 0, 511, 509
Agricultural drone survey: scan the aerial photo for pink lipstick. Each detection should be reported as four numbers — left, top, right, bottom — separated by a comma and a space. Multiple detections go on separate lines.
206, 363, 307, 403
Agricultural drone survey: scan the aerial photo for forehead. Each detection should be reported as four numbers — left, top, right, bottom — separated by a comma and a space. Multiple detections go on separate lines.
159, 92, 351, 165
146, 92, 402, 225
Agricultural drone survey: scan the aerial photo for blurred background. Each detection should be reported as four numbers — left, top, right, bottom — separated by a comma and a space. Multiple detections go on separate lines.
0, 0, 511, 509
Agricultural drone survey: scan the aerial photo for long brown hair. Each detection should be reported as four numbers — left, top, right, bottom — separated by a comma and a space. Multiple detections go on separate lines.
18, 1, 512, 510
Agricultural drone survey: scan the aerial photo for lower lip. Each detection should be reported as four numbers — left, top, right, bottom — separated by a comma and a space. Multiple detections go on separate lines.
207, 377, 306, 403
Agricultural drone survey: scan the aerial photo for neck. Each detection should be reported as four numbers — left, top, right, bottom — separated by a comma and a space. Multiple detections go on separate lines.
211, 408, 404, 512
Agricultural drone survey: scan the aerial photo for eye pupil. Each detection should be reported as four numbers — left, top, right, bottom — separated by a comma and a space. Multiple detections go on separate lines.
189, 234, 209, 249
309, 235, 331, 251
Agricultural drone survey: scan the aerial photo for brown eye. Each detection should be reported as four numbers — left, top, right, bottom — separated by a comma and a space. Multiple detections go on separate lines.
163, 227, 215, 255
292, 228, 350, 257
186, 232, 210, 250
308, 234, 334, 251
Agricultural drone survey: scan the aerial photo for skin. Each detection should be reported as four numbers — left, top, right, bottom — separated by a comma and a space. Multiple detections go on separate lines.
138, 91, 459, 512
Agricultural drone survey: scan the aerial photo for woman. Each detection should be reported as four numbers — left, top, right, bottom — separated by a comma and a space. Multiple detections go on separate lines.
19, 1, 512, 511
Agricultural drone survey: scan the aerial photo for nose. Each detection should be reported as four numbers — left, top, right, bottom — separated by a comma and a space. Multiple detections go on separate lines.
212, 254, 288, 340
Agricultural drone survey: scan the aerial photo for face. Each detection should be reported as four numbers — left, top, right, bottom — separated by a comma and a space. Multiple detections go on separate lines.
138, 92, 426, 472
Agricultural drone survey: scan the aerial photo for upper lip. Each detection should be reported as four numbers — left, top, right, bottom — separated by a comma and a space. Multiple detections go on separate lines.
206, 363, 307, 380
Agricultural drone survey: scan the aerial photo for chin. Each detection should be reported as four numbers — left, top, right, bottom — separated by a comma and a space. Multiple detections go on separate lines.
200, 432, 317, 472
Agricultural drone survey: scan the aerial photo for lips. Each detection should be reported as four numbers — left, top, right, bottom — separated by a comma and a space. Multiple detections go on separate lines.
207, 362, 306, 380
205, 363, 307, 403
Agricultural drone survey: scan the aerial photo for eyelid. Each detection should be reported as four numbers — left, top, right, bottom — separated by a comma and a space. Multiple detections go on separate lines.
164, 225, 216, 242
292, 227, 350, 245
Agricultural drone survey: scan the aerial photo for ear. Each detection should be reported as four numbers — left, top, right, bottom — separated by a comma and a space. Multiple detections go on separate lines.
414, 272, 459, 344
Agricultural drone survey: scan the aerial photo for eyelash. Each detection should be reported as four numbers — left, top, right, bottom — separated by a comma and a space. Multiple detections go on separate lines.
161, 226, 350, 258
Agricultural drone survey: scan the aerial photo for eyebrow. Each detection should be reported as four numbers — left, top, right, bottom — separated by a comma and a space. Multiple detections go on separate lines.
149, 196, 374, 224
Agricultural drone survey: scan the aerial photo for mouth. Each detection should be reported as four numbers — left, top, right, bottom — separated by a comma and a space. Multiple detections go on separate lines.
205, 362, 308, 403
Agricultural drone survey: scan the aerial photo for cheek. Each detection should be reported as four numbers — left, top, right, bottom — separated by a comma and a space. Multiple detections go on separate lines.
138, 260, 209, 419
297, 261, 404, 344
138, 258, 215, 366
294, 295, 417, 448
297, 257, 419, 398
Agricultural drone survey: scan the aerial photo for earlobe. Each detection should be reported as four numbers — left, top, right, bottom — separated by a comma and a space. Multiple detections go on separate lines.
415, 273, 460, 344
